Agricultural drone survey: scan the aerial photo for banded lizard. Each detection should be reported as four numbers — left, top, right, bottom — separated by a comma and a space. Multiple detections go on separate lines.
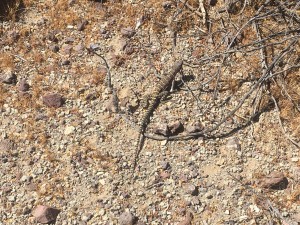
132, 60, 183, 176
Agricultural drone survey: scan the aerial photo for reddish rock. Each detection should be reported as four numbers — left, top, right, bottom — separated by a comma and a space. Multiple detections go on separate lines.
77, 19, 88, 31
153, 124, 170, 136
186, 122, 204, 133
43, 93, 63, 108
168, 120, 184, 135
257, 171, 288, 190
32, 205, 60, 224
18, 79, 30, 92
61, 44, 72, 55
0, 139, 14, 152
74, 43, 85, 54
121, 27, 135, 38
160, 171, 171, 179
104, 94, 119, 113
178, 211, 193, 225
183, 184, 198, 196
124, 45, 134, 55
118, 211, 135, 225
49, 45, 59, 53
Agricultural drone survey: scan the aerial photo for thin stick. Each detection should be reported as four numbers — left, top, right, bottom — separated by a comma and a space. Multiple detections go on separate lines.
270, 94, 300, 148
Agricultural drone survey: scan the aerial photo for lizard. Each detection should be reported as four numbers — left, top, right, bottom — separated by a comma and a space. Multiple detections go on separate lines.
132, 59, 183, 176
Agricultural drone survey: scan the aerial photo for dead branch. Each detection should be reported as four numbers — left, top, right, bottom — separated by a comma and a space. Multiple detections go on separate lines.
270, 94, 300, 148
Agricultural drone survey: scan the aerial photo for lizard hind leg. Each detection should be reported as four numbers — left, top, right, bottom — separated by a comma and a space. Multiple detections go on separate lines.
140, 94, 150, 109
158, 91, 170, 102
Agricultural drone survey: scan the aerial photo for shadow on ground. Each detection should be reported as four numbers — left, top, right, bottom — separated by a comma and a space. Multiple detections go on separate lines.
0, 0, 25, 21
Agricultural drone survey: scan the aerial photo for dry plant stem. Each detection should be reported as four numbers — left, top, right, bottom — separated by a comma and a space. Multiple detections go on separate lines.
270, 95, 300, 148
213, 56, 226, 99
92, 50, 119, 113
227, 171, 295, 225
238, 0, 248, 15
269, 64, 300, 79
275, 0, 300, 23
226, 0, 274, 51
92, 51, 113, 90
198, 0, 207, 26
251, 86, 263, 115
276, 73, 300, 112
145, 39, 298, 141
180, 77, 202, 112
178, 0, 203, 18
189, 33, 300, 68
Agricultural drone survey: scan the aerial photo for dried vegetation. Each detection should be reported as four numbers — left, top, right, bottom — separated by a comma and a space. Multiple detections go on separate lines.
1, 0, 300, 224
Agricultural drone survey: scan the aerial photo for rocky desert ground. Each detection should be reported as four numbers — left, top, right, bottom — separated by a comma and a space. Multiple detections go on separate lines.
0, 0, 300, 224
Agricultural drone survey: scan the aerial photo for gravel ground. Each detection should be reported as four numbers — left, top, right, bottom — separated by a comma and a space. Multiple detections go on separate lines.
0, 0, 300, 224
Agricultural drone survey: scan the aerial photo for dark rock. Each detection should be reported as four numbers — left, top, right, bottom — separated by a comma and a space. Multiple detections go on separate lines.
226, 0, 243, 14
32, 205, 60, 224
208, 0, 217, 6
43, 93, 64, 108
61, 59, 71, 65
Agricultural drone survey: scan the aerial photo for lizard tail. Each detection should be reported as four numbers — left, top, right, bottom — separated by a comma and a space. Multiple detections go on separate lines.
132, 128, 145, 178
